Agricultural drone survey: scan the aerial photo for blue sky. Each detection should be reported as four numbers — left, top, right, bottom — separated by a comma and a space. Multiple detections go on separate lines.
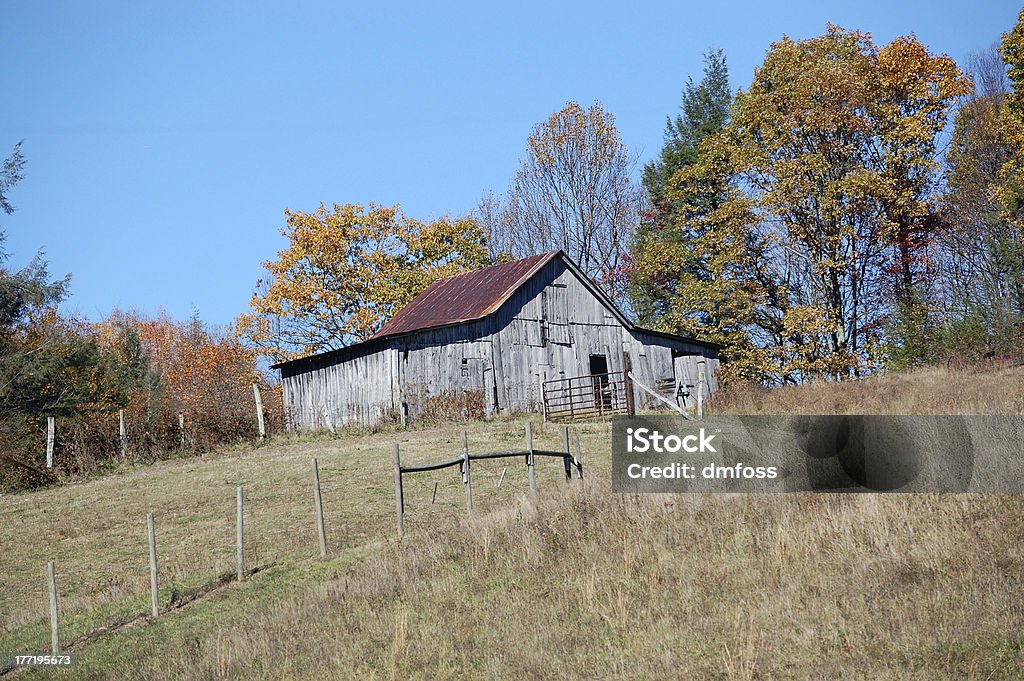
1, 1, 1019, 327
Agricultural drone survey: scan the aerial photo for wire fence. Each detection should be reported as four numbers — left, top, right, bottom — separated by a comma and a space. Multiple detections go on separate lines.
0, 420, 583, 672
1, 383, 285, 492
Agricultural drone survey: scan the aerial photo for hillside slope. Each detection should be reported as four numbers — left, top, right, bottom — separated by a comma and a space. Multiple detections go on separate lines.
2, 367, 1023, 679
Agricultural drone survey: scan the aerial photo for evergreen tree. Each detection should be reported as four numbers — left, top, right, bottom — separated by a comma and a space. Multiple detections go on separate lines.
641, 50, 731, 207
0, 141, 25, 218
630, 50, 732, 324
0, 146, 139, 484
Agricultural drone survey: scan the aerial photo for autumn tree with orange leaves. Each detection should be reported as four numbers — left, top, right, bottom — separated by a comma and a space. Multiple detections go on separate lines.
97, 311, 279, 453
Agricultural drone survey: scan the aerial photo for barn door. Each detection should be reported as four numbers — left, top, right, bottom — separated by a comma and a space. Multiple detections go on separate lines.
483, 363, 498, 417
589, 354, 612, 412
672, 352, 697, 410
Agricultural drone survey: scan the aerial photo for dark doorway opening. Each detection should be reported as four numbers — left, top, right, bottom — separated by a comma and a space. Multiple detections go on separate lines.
589, 354, 611, 411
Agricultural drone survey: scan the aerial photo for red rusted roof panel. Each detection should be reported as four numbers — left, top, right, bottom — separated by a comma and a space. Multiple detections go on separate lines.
372, 251, 560, 339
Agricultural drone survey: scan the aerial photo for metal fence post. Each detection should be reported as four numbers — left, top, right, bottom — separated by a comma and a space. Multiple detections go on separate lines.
462, 431, 473, 513
526, 422, 537, 496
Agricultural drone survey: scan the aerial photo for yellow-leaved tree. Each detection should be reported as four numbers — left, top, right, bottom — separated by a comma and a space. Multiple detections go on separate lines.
237, 203, 491, 363
998, 9, 1024, 236
640, 27, 971, 383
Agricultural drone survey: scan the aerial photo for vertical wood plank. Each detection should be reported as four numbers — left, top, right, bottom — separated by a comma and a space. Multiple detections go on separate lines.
623, 352, 636, 416
311, 458, 327, 558
119, 409, 127, 460
394, 444, 404, 537
236, 486, 245, 581
147, 512, 159, 616
48, 560, 59, 654
697, 360, 706, 421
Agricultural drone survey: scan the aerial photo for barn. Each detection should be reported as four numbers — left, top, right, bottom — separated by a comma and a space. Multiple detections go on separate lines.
273, 250, 722, 430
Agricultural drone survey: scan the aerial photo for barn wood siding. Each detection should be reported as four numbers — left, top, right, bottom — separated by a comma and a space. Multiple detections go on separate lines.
280, 341, 398, 431
626, 330, 721, 410
491, 259, 627, 412
398, 322, 494, 421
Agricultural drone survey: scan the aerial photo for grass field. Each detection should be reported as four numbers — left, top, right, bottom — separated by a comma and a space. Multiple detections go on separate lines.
2, 365, 1023, 679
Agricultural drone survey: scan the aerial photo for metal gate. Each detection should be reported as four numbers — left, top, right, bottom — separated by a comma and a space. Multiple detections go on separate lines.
542, 371, 629, 421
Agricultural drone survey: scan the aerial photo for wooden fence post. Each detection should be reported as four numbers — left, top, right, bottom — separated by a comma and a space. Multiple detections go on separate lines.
623, 352, 636, 416
47, 560, 59, 654
462, 431, 472, 513
236, 486, 245, 581
46, 417, 55, 469
147, 512, 159, 616
562, 425, 572, 481
394, 444, 404, 537
526, 422, 537, 496
252, 383, 266, 440
311, 458, 327, 558
119, 409, 128, 460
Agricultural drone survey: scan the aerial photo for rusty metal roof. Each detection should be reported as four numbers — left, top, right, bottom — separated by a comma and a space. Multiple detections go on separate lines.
271, 249, 724, 370
372, 251, 559, 339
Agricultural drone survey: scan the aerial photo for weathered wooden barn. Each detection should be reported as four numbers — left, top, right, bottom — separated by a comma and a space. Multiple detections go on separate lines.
273, 251, 722, 430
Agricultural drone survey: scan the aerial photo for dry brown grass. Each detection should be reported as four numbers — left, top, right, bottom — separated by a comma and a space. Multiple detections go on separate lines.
0, 418, 590, 653
2, 366, 1024, 679
709, 365, 1024, 416
29, 488, 1024, 679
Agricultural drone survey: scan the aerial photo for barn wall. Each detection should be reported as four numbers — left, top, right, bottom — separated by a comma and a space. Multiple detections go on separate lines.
280, 342, 398, 431
397, 321, 496, 421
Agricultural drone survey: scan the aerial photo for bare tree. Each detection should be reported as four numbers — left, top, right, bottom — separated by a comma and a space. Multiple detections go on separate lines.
940, 45, 1023, 339
474, 190, 510, 261
501, 102, 642, 306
